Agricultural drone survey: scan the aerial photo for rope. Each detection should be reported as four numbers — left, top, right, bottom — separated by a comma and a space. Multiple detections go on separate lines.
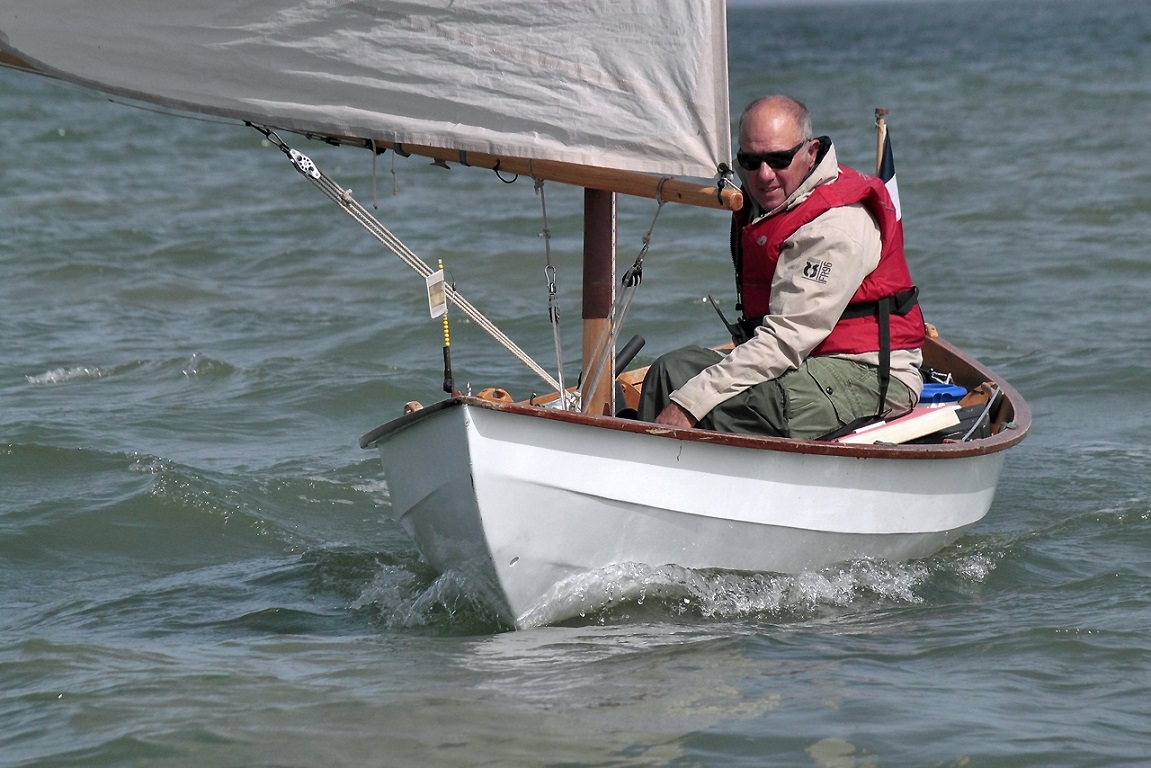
251, 125, 561, 392
533, 175, 574, 410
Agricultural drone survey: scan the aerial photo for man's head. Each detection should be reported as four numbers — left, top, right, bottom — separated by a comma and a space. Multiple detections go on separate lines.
736, 95, 820, 212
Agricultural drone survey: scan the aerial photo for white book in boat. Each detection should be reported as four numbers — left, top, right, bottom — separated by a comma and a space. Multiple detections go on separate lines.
836, 404, 961, 445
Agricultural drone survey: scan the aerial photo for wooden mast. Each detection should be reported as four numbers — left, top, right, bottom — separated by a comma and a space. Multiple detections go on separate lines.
582, 189, 617, 416
0, 49, 39, 72
875, 107, 889, 176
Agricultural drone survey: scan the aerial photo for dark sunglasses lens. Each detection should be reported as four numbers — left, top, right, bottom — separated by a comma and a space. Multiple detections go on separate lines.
737, 147, 797, 172
736, 142, 810, 171
763, 152, 794, 170
736, 152, 761, 171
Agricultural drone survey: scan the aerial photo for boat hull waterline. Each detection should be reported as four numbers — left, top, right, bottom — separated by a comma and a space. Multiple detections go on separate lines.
362, 338, 1028, 629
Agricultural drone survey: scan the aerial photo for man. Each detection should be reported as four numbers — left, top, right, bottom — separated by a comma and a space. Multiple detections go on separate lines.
637, 95, 925, 440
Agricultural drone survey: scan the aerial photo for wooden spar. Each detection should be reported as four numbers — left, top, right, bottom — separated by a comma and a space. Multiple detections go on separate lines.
582, 189, 616, 416
356, 138, 742, 212
0, 49, 38, 72
875, 107, 889, 177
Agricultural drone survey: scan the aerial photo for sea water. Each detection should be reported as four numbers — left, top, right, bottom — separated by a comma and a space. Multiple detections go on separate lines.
3, 0, 1151, 764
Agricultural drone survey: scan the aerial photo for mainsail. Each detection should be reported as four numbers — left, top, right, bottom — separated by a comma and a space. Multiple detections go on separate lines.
0, 1, 731, 179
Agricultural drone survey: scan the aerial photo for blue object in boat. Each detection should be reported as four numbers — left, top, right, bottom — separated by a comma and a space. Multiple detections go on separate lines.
921, 381, 967, 404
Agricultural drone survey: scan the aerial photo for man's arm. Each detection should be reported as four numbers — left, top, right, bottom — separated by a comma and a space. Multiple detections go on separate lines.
666, 204, 881, 421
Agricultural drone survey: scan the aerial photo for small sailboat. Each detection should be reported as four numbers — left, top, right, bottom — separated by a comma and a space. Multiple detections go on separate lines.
2, 2, 1029, 629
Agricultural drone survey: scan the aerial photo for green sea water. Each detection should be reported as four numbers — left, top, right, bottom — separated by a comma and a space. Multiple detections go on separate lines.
3, 0, 1151, 765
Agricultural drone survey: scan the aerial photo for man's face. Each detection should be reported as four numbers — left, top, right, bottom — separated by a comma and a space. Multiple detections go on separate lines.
737, 105, 818, 212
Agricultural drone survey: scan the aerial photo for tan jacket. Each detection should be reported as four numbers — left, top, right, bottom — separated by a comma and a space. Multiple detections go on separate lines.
671, 143, 923, 420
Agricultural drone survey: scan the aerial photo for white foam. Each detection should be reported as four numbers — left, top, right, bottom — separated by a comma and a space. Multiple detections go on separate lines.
522, 559, 934, 625
25, 366, 109, 384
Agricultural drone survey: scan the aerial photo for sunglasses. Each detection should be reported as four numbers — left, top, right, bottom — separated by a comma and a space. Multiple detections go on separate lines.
735, 139, 810, 171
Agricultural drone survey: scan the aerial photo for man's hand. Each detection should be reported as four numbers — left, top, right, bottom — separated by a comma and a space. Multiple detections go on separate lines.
654, 402, 698, 428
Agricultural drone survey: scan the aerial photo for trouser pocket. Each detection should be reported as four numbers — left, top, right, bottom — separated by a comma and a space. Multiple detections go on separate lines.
782, 357, 881, 440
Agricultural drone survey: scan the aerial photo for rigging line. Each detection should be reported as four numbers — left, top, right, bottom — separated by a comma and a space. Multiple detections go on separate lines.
318, 175, 560, 388
254, 126, 561, 392
322, 172, 561, 391
533, 175, 573, 410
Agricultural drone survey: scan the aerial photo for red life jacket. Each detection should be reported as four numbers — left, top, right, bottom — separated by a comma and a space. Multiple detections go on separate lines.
732, 165, 925, 357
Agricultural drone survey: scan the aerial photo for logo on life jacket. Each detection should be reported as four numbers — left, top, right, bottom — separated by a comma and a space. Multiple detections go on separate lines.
802, 260, 832, 283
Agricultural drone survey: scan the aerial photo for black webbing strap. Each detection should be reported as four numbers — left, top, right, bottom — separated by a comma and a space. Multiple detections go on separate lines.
875, 294, 892, 417
838, 286, 919, 320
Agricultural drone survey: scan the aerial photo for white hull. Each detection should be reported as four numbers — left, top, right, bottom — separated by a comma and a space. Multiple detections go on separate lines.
369, 380, 1018, 628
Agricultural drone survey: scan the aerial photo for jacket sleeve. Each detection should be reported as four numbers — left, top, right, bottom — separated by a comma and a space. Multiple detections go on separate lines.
670, 203, 882, 420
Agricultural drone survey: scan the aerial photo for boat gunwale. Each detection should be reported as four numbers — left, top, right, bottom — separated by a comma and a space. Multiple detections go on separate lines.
360, 336, 1030, 460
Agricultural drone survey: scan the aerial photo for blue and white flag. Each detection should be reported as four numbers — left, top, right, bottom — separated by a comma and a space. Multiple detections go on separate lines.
878, 130, 901, 221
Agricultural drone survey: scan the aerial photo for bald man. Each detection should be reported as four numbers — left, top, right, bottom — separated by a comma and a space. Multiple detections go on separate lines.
638, 96, 925, 439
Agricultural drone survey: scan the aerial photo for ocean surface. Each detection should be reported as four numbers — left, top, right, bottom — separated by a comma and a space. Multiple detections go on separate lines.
3, 0, 1150, 765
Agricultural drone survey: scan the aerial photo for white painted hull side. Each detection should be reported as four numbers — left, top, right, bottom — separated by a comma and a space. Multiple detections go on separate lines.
373, 401, 1007, 628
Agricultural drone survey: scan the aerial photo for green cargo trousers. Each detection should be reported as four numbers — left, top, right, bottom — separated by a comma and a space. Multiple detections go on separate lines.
636, 345, 912, 440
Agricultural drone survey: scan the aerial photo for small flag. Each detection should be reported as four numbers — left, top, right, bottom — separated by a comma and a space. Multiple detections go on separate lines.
878, 130, 901, 221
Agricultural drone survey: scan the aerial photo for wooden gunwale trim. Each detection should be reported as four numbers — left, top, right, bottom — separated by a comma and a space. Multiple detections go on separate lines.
361, 337, 1030, 459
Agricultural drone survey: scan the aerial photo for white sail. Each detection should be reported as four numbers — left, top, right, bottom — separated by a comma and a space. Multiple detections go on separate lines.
0, 0, 730, 178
